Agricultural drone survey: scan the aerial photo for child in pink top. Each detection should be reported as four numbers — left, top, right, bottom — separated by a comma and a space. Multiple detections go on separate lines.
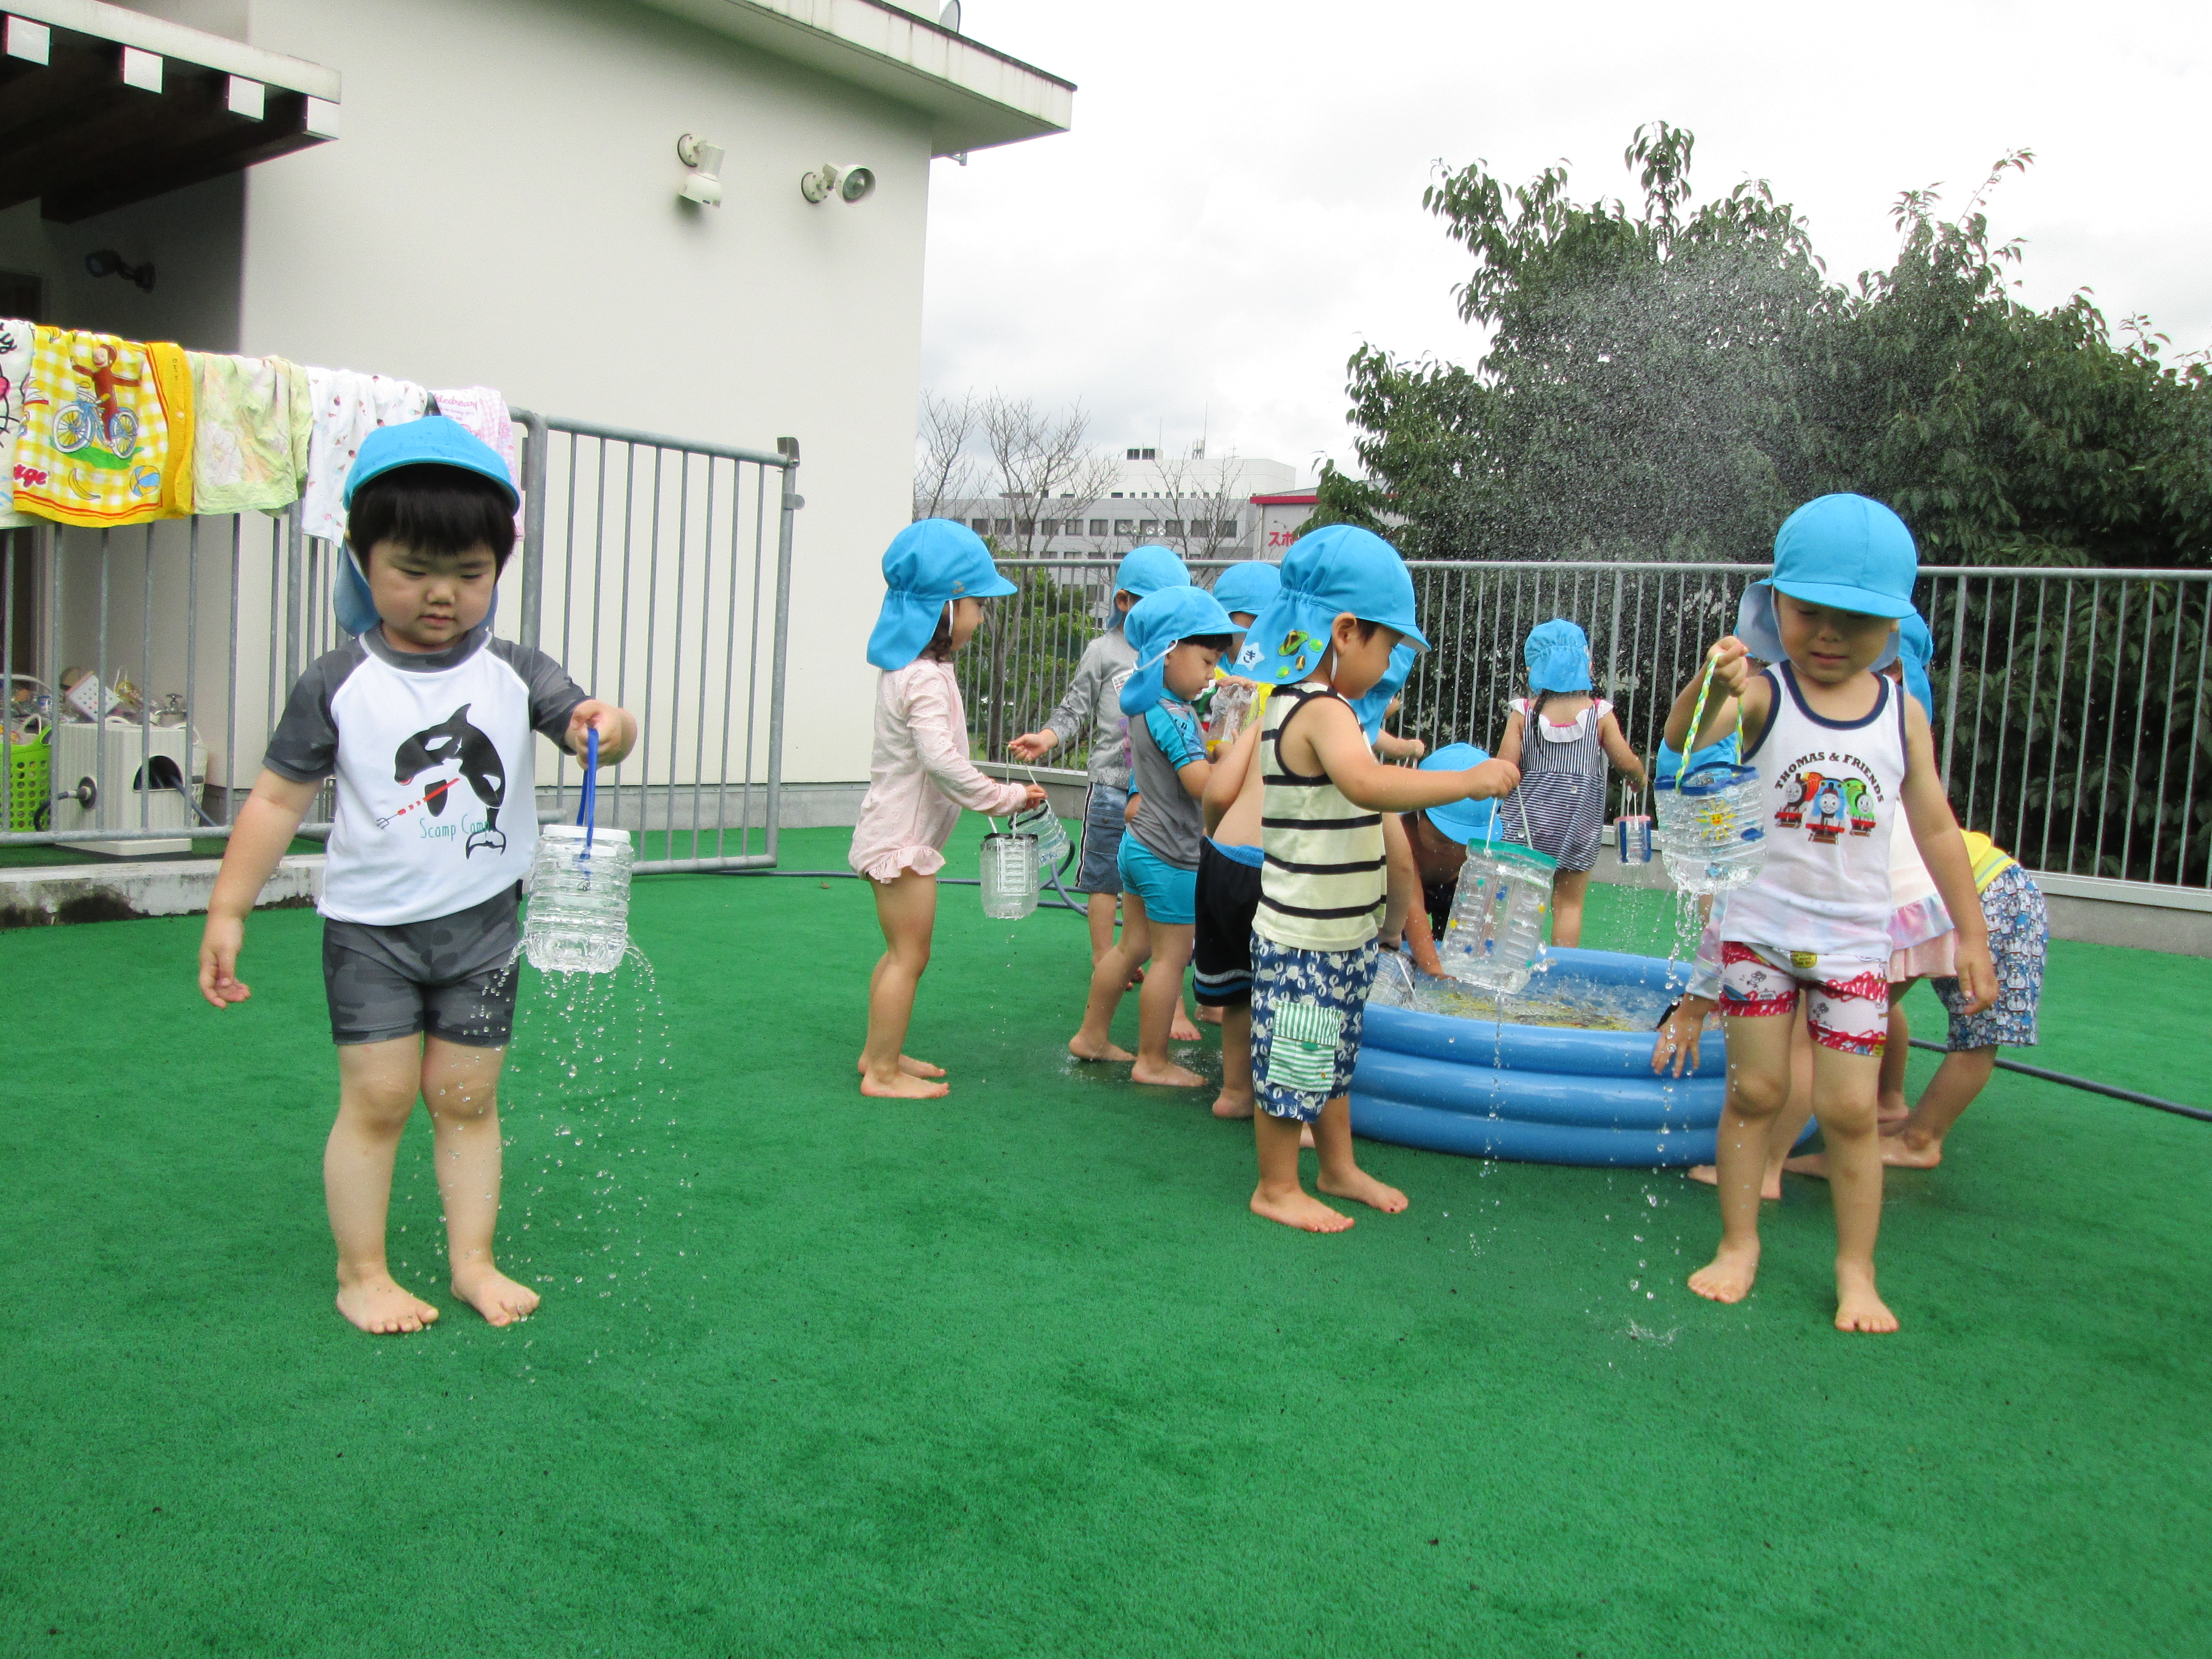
850, 520, 1042, 1099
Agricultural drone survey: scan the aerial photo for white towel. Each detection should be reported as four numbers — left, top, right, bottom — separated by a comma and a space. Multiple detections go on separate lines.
0, 319, 33, 529
301, 367, 430, 543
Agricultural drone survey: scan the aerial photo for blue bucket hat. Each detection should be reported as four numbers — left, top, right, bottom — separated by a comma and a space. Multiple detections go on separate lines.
1230, 525, 1427, 685
1114, 544, 1190, 602
866, 518, 1017, 671
1117, 585, 1236, 716
334, 415, 521, 637
1898, 610, 1934, 714
1419, 743, 1498, 844
1209, 559, 1281, 619
1524, 618, 1592, 694
1348, 640, 1417, 742
1738, 493, 1915, 671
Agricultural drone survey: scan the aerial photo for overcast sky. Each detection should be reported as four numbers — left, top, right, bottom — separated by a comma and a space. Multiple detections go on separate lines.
919, 0, 2210, 484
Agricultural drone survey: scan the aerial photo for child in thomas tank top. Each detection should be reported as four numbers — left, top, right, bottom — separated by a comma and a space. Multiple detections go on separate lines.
1494, 618, 1647, 948
851, 520, 1042, 1100
1665, 494, 1995, 1335
1228, 527, 1519, 1234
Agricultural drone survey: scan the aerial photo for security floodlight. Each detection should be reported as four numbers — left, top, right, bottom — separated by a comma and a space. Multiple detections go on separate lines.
676, 133, 724, 206
838, 164, 875, 203
802, 163, 877, 204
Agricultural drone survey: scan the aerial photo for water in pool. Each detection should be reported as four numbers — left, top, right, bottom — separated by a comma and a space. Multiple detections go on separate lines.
1368, 952, 1674, 1032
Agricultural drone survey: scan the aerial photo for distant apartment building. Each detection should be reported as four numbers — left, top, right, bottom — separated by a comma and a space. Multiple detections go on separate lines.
947, 449, 1301, 562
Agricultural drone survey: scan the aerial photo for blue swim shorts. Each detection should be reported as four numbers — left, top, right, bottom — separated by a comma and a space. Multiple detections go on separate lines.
1077, 783, 1128, 895
1116, 830, 1197, 925
1249, 934, 1380, 1122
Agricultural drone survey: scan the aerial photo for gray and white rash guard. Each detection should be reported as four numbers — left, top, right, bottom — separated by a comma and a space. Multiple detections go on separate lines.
264, 624, 588, 926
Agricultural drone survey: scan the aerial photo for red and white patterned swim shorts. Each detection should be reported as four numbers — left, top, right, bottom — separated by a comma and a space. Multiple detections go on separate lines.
1717, 940, 1890, 1056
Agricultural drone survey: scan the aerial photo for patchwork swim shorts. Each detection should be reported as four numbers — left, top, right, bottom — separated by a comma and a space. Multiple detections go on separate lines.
1717, 939, 1889, 1056
1249, 935, 1380, 1122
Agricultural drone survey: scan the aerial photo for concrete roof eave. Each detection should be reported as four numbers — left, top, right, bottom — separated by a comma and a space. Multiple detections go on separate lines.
3, 0, 339, 98
635, 0, 1071, 156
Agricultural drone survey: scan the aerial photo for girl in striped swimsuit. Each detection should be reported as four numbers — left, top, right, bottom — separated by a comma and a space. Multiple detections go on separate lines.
1494, 619, 1647, 947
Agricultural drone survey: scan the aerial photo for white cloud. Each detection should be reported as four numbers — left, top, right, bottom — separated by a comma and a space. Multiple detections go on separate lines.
922, 0, 2212, 479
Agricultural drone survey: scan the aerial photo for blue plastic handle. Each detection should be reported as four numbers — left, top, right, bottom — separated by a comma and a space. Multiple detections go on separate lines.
577, 725, 598, 859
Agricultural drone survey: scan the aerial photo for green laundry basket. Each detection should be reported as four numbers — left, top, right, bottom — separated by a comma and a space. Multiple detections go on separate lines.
6, 733, 49, 831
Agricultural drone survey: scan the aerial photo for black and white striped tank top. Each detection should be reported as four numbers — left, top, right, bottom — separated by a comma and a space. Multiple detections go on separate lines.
1254, 682, 1386, 951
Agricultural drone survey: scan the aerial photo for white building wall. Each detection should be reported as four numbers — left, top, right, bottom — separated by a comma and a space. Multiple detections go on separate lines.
235, 0, 941, 785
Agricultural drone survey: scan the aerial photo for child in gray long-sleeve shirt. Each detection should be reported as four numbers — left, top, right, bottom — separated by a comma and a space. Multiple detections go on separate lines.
1009, 544, 1190, 961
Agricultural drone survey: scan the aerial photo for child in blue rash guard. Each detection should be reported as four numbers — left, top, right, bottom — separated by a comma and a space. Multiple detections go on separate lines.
1664, 493, 1995, 1334
1231, 527, 1520, 1232
196, 418, 637, 1337
1067, 585, 1237, 1086
1009, 544, 1190, 964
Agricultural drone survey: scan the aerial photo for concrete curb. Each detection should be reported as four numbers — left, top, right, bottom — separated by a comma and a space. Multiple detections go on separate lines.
0, 854, 324, 929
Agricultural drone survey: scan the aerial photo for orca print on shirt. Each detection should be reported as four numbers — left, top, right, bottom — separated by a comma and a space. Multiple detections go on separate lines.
385, 703, 509, 857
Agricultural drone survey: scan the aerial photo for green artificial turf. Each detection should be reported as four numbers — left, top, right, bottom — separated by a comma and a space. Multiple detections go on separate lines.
2, 822, 2207, 1656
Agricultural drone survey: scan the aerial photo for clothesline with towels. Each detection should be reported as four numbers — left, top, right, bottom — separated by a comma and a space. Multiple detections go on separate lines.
0, 318, 517, 541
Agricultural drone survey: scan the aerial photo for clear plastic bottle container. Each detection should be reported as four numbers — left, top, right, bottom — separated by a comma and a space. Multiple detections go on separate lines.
1009, 799, 1069, 876
1436, 840, 1558, 996
1205, 679, 1256, 757
1663, 761, 1767, 895
523, 824, 636, 974
979, 830, 1040, 919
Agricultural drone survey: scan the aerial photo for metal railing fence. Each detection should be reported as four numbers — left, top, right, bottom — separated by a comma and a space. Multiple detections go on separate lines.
962, 558, 2212, 895
0, 412, 798, 876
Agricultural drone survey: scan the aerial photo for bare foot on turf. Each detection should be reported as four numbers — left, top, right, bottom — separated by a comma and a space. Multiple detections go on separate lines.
1251, 1186, 1355, 1232
1834, 1263, 1899, 1333
1688, 1163, 1784, 1201
1879, 1131, 1943, 1168
1131, 1057, 1206, 1087
1781, 1152, 1829, 1181
1212, 1089, 1254, 1120
1068, 1034, 1135, 1064
1170, 1010, 1202, 1043
1688, 1240, 1760, 1304
335, 1274, 440, 1335
856, 1054, 945, 1080
1319, 1167, 1409, 1214
451, 1263, 541, 1327
860, 1068, 951, 1099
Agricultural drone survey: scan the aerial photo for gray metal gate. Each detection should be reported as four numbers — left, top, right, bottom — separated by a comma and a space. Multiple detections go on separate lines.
0, 412, 800, 875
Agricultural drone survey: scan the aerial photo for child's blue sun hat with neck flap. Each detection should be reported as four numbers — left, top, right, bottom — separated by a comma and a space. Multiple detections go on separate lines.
1898, 609, 1934, 714
1737, 493, 1916, 671
1231, 525, 1427, 685
1348, 640, 1417, 742
1117, 585, 1236, 717
1113, 544, 1191, 605
335, 415, 521, 637
866, 518, 1017, 671
1419, 743, 1498, 844
1209, 559, 1282, 620
1524, 618, 1592, 694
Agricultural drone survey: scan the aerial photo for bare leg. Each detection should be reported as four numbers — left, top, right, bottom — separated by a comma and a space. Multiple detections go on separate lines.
1071, 893, 1149, 1062
1877, 987, 1912, 1122
1313, 1094, 1408, 1213
327, 1036, 442, 1334
421, 1036, 537, 1326
1809, 1043, 1898, 1333
860, 870, 949, 1099
1689, 1010, 1791, 1304
1087, 891, 1118, 965
1212, 1001, 1255, 1118
1132, 921, 1205, 1086
1250, 1108, 1351, 1232
1198, 1002, 1223, 1026
1169, 984, 1202, 1043
1551, 869, 1590, 948
1884, 1046, 1997, 1167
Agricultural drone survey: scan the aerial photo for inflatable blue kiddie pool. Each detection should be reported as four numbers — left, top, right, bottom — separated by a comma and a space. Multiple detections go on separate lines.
1351, 946, 1739, 1167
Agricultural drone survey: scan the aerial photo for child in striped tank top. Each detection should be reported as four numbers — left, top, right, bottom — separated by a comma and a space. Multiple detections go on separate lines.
1665, 494, 1995, 1334
1228, 527, 1520, 1234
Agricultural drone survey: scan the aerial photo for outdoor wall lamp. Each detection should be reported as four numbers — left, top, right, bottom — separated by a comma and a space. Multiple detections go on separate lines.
84, 249, 154, 292
675, 134, 724, 207
800, 163, 875, 204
